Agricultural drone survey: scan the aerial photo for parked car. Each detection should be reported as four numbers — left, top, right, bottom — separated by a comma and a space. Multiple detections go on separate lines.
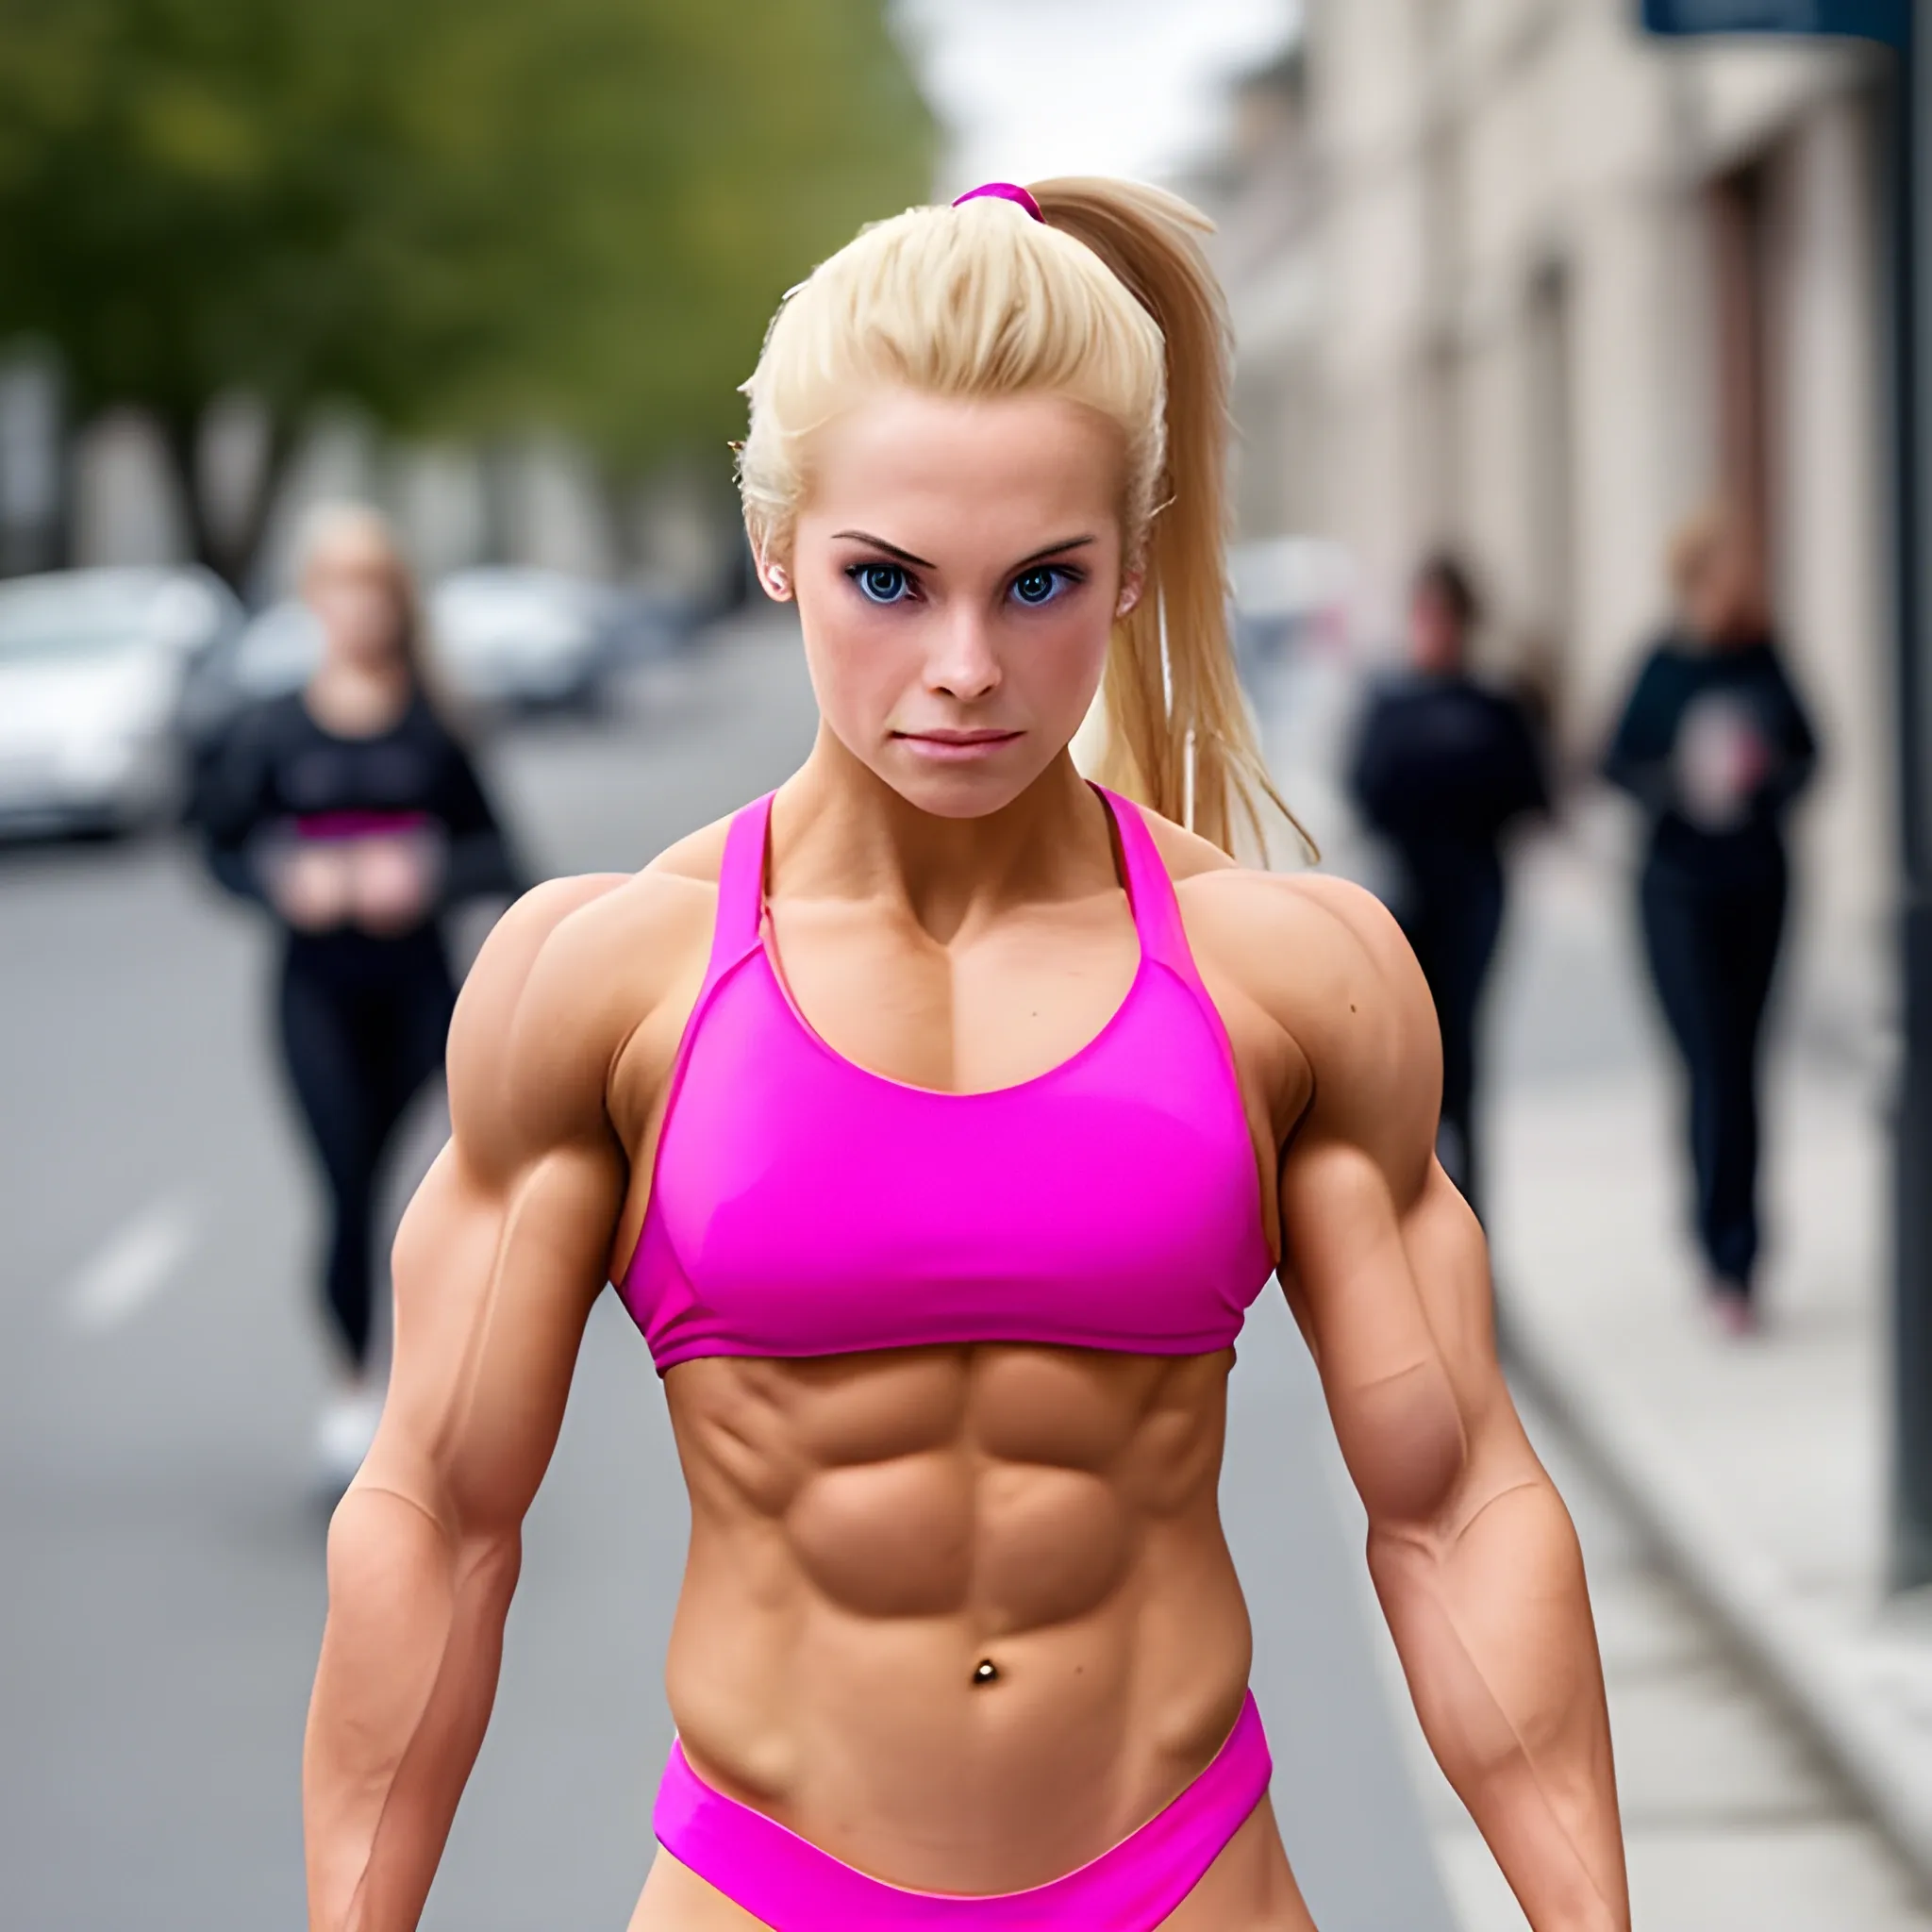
178, 568, 649, 780
429, 567, 625, 710
0, 566, 242, 838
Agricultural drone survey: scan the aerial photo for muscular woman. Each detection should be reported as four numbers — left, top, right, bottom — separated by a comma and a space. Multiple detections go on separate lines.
304, 181, 1627, 1929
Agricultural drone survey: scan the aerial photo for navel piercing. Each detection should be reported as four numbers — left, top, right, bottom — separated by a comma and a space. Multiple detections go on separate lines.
973, 1658, 1000, 1686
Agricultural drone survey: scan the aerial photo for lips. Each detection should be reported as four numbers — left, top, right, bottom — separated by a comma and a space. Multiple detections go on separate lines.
892, 728, 1024, 761
895, 729, 1020, 745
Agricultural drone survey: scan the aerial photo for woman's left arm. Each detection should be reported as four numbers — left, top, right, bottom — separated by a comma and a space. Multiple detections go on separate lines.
1761, 650, 1820, 812
1249, 873, 1628, 1932
434, 726, 527, 905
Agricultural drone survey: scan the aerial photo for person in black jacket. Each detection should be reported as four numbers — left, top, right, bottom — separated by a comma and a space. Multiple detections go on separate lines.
198, 504, 523, 1488
1349, 553, 1548, 1222
1604, 506, 1817, 1335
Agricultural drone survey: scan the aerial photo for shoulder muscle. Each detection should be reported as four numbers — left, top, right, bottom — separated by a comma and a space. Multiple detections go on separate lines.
446, 803, 751, 1181
1183, 868, 1441, 1191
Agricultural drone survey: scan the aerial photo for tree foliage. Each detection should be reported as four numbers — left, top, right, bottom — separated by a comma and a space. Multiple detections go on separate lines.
0, 0, 935, 573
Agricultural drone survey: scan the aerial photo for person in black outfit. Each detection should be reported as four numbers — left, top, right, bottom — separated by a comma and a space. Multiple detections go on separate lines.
197, 505, 522, 1487
1349, 554, 1548, 1222
1604, 507, 1817, 1336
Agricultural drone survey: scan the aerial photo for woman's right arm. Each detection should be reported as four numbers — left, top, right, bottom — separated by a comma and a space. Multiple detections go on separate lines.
1760, 650, 1821, 814
195, 708, 279, 903
1346, 687, 1407, 835
303, 873, 636, 1931
1599, 649, 1674, 809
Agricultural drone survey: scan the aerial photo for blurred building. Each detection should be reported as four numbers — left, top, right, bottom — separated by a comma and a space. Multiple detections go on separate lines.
1213, 2, 1892, 1015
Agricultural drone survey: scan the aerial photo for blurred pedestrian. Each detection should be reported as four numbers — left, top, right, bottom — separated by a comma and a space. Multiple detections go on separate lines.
1348, 553, 1548, 1220
197, 504, 523, 1490
1603, 504, 1817, 1336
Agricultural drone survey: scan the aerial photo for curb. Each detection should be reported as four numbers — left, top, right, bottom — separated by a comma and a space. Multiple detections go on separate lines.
1498, 1286, 1932, 1891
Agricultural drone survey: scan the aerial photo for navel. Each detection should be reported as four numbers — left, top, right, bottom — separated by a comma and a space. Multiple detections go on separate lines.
973, 1658, 1000, 1687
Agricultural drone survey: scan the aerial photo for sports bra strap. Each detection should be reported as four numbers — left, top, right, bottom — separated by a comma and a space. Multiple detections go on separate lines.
703, 791, 774, 987
1098, 786, 1208, 994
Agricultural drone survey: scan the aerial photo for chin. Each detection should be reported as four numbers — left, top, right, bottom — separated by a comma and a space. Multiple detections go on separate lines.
878, 750, 1041, 821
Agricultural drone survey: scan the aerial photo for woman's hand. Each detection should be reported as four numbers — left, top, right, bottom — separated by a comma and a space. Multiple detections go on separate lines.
348, 832, 443, 936
273, 844, 355, 931
1676, 693, 1770, 831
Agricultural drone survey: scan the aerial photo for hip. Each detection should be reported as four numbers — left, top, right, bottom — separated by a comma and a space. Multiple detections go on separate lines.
634, 1691, 1310, 1932
279, 923, 455, 1001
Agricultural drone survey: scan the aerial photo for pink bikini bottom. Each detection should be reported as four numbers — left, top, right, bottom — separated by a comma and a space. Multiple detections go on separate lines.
652, 1691, 1273, 1930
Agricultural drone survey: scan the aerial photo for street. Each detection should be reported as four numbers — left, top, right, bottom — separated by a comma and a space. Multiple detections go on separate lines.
4, 611, 1924, 1930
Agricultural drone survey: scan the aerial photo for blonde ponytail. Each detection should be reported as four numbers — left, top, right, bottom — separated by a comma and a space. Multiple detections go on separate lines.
1030, 179, 1303, 859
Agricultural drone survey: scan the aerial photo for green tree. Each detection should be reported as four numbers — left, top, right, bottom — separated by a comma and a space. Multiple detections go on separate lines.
0, 0, 934, 583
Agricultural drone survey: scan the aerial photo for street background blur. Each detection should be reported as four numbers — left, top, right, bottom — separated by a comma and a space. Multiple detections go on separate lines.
5, 2, 1931, 1930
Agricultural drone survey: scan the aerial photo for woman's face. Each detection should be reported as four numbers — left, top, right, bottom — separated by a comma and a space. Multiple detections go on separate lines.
1682, 531, 1761, 647
775, 389, 1139, 820
1408, 582, 1465, 675
304, 532, 405, 673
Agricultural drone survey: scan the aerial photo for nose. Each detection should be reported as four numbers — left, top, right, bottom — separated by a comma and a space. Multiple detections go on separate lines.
925, 605, 1002, 703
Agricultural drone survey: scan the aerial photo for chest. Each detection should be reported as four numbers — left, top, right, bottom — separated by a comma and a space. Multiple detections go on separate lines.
763, 890, 1141, 1096
274, 730, 441, 817
623, 936, 1278, 1370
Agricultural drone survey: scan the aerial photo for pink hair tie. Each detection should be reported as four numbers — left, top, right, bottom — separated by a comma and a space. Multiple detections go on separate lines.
951, 181, 1043, 224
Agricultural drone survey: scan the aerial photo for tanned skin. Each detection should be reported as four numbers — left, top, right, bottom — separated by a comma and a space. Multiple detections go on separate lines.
305, 391, 1628, 1930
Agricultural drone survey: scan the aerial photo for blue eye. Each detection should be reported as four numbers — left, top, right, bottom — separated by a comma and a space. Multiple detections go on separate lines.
1010, 566, 1073, 608
850, 562, 911, 606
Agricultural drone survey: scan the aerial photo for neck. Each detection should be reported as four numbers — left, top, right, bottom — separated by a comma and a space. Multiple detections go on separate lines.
774, 726, 1119, 942
307, 656, 412, 736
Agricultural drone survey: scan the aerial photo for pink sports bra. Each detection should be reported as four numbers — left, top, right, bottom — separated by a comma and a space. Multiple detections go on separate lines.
618, 787, 1275, 1372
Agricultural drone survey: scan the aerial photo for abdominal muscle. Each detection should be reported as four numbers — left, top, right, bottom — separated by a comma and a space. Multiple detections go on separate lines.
626, 1341, 1315, 1929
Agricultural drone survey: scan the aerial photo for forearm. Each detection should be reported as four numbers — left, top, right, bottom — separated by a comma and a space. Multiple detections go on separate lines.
206, 843, 267, 903
304, 1484, 521, 1931
1372, 1481, 1626, 1931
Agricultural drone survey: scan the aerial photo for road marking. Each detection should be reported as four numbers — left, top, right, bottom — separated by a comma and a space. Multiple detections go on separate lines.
66, 1196, 198, 1333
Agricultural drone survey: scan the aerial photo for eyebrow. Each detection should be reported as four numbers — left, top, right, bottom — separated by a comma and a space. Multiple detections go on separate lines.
832, 530, 935, 567
831, 531, 1096, 570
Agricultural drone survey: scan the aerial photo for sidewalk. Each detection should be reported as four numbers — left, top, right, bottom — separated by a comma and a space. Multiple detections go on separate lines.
1487, 817, 1932, 1898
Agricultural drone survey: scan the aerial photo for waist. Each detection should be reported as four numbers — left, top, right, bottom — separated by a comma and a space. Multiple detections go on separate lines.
291, 808, 433, 841
664, 1645, 1267, 1901
1646, 814, 1787, 884
283, 922, 450, 981
656, 1690, 1271, 1926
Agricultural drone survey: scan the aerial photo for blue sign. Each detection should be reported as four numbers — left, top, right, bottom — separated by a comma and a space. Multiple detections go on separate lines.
1641, 0, 1908, 42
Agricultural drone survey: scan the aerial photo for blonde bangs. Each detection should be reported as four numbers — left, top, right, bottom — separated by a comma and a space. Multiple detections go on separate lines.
738, 201, 1166, 562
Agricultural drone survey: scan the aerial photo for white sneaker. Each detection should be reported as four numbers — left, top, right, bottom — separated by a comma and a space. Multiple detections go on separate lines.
314, 1386, 385, 1496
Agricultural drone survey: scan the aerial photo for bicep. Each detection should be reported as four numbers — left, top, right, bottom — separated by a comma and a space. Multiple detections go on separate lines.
1602, 657, 1670, 780
1281, 1141, 1477, 1524
438, 739, 504, 836
1270, 885, 1523, 1524
198, 718, 273, 851
358, 880, 634, 1538
365, 1131, 621, 1539
1776, 669, 1820, 764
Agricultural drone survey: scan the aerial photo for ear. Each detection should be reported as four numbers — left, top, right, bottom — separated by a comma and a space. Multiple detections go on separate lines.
1115, 564, 1145, 619
755, 551, 794, 604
